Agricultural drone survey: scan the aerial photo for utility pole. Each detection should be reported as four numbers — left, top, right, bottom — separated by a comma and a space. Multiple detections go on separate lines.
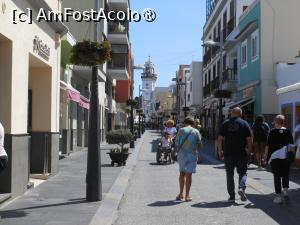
86, 0, 102, 202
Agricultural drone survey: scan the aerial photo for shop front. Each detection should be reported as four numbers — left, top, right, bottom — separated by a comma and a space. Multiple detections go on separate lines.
0, 0, 67, 197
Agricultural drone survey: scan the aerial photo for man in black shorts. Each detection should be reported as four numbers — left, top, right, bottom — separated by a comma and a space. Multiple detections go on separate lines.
217, 107, 253, 202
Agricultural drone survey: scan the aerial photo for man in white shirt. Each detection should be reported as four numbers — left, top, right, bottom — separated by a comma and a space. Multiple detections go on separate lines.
0, 122, 8, 173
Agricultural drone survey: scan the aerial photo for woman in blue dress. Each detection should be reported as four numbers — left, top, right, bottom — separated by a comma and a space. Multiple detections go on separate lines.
175, 117, 202, 201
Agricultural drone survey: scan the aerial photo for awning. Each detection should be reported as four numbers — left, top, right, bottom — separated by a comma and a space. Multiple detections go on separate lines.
223, 97, 255, 114
79, 98, 90, 109
66, 89, 81, 103
61, 81, 90, 109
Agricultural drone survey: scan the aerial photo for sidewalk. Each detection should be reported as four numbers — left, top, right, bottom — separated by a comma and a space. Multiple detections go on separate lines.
115, 131, 300, 225
0, 142, 132, 225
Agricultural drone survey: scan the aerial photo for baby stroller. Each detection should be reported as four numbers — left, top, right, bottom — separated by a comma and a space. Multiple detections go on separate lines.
156, 133, 175, 164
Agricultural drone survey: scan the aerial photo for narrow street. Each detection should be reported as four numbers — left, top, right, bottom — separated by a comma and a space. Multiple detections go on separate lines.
115, 130, 300, 225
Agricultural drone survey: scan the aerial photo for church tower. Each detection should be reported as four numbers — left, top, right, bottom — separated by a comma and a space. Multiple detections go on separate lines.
141, 57, 157, 119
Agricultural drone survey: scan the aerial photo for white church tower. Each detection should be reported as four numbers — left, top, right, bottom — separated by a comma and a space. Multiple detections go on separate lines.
141, 57, 157, 119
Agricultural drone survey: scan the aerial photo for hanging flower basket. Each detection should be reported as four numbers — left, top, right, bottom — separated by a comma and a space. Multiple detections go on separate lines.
70, 40, 112, 67
214, 89, 232, 99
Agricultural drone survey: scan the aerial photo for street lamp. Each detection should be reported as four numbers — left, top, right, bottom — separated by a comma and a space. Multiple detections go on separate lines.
177, 78, 188, 117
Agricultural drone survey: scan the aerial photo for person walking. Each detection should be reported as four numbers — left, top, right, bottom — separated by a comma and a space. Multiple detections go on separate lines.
194, 119, 204, 164
217, 107, 253, 202
264, 115, 294, 204
175, 117, 202, 202
0, 122, 8, 174
294, 118, 300, 148
252, 115, 270, 169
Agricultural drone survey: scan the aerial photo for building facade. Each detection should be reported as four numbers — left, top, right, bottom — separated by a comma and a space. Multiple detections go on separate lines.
0, 0, 67, 197
224, 0, 300, 124
203, 0, 256, 139
202, 0, 300, 138
61, 0, 133, 151
175, 64, 190, 122
186, 61, 203, 118
276, 62, 300, 132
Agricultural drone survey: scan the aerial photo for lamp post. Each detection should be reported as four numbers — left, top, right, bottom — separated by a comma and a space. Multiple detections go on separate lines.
176, 79, 187, 118
136, 109, 143, 138
86, 0, 101, 202
127, 99, 137, 148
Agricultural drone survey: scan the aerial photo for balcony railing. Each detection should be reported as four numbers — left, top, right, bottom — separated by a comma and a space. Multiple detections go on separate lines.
203, 50, 212, 67
227, 17, 235, 36
203, 85, 211, 98
211, 77, 220, 90
222, 69, 237, 83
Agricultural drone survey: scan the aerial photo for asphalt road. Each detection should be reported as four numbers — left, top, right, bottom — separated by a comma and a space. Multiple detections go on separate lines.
115, 130, 300, 225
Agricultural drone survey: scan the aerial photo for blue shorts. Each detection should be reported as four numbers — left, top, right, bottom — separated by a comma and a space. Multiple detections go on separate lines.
178, 152, 198, 174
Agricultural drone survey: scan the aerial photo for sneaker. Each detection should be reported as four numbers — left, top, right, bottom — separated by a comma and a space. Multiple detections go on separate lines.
228, 196, 235, 202
238, 189, 247, 201
273, 195, 283, 204
283, 189, 289, 201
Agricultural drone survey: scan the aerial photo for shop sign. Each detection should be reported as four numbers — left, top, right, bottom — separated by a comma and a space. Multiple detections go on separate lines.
243, 87, 254, 98
33, 36, 50, 60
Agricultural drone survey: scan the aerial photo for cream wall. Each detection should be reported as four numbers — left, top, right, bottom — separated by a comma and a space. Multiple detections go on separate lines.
261, 0, 300, 114
0, 40, 12, 132
29, 67, 52, 132
0, 0, 61, 134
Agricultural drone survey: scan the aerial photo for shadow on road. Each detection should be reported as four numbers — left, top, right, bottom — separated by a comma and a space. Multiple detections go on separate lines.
148, 200, 184, 207
191, 201, 244, 208
245, 188, 300, 225
0, 199, 87, 219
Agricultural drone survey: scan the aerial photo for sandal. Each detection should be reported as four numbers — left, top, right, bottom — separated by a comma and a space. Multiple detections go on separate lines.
185, 196, 192, 202
176, 195, 184, 201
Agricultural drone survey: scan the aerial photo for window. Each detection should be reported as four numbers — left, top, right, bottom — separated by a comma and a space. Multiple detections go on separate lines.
190, 82, 192, 92
188, 94, 190, 102
241, 39, 247, 69
251, 29, 259, 62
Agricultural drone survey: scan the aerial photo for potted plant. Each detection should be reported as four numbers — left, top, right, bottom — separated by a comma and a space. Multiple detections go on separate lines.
70, 40, 111, 66
106, 129, 133, 166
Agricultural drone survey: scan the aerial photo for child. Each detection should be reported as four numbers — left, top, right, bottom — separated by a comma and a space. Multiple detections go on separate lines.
161, 132, 172, 148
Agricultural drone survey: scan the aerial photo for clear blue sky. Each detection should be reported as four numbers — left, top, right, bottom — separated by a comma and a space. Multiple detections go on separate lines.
130, 0, 206, 97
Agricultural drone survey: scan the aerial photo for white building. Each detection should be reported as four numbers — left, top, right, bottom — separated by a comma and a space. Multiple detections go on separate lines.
141, 58, 157, 120
186, 61, 203, 117
276, 62, 300, 132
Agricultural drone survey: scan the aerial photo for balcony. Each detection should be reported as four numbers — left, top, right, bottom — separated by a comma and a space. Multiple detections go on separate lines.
203, 50, 212, 67
222, 69, 238, 91
108, 0, 129, 11
227, 17, 235, 36
108, 21, 129, 45
211, 77, 220, 90
107, 53, 129, 80
203, 85, 211, 98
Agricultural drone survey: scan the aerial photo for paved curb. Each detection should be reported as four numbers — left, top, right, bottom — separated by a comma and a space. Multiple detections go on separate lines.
88, 134, 146, 225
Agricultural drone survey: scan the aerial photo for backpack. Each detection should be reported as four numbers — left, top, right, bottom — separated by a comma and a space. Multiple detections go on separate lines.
253, 123, 268, 142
